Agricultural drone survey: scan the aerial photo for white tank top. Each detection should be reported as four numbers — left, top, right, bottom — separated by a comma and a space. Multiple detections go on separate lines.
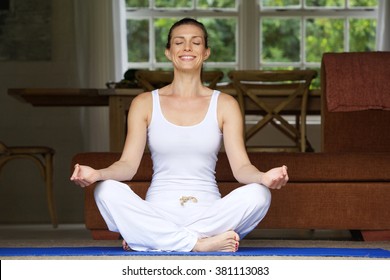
146, 89, 222, 203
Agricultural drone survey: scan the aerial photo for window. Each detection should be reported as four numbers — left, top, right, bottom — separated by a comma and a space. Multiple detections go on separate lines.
124, 0, 378, 85
259, 0, 378, 87
125, 0, 238, 76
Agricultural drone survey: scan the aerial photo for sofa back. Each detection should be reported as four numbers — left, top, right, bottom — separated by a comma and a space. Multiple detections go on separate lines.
321, 52, 390, 153
72, 151, 390, 183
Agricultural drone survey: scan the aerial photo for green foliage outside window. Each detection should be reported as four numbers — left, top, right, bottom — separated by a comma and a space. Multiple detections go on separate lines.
127, 19, 149, 62
126, 0, 377, 87
261, 18, 300, 63
126, 0, 148, 8
349, 18, 377, 52
306, 18, 344, 62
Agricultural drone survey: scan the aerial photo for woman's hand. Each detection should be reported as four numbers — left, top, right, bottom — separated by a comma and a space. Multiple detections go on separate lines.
262, 165, 289, 189
70, 164, 101, 188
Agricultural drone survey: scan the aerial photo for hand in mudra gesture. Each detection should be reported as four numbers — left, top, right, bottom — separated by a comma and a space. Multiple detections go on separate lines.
262, 165, 288, 189
70, 164, 101, 188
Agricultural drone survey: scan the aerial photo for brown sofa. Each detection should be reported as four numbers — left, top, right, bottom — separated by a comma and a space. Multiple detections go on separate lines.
72, 151, 390, 241
71, 51, 390, 241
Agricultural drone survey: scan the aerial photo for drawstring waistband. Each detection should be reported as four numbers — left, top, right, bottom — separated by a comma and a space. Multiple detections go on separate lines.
179, 196, 198, 206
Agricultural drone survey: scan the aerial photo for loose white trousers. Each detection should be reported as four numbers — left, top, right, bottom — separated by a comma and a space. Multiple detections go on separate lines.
94, 179, 271, 251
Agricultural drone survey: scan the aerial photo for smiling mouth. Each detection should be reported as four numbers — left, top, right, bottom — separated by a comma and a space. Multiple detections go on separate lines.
180, 55, 196, 60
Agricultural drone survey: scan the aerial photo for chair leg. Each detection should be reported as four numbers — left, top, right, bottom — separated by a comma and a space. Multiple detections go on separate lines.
44, 153, 58, 228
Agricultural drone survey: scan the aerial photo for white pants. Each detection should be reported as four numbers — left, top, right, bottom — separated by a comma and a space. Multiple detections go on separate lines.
94, 180, 271, 251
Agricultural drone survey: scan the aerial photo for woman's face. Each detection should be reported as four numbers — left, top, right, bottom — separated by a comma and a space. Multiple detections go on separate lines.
165, 24, 210, 72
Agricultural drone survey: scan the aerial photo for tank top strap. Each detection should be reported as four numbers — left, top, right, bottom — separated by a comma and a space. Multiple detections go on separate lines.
205, 90, 220, 124
151, 89, 163, 122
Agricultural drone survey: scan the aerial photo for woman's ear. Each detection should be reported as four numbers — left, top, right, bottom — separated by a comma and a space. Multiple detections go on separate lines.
203, 48, 211, 61
165, 49, 172, 61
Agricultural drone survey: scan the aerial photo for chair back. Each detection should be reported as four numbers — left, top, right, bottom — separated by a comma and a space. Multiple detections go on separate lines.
321, 52, 390, 153
0, 141, 8, 155
228, 69, 317, 152
135, 70, 224, 91
135, 70, 174, 91
200, 70, 224, 89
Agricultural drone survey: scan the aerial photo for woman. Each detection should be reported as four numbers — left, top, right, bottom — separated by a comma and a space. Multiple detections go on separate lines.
71, 18, 288, 252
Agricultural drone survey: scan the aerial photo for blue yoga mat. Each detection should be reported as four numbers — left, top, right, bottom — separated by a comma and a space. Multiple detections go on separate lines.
1, 246, 390, 258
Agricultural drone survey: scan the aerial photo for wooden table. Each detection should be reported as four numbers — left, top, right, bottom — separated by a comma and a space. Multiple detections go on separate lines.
8, 87, 321, 152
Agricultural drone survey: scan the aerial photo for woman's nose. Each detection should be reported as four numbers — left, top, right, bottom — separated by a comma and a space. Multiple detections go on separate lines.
184, 42, 191, 51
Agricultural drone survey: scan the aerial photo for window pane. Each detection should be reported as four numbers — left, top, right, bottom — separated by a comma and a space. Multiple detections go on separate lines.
197, 0, 236, 9
305, 0, 344, 8
306, 18, 344, 63
127, 19, 149, 62
155, 18, 180, 63
126, 0, 149, 8
155, 0, 192, 8
349, 18, 376, 52
349, 0, 377, 7
261, 18, 300, 63
200, 17, 236, 62
261, 0, 300, 8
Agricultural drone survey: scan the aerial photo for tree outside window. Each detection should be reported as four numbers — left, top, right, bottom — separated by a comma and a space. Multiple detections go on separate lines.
125, 0, 377, 86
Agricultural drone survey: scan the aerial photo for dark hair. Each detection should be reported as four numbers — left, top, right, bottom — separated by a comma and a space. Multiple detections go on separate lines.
165, 17, 209, 49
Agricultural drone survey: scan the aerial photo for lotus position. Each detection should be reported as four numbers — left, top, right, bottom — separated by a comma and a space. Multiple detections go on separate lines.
71, 17, 288, 252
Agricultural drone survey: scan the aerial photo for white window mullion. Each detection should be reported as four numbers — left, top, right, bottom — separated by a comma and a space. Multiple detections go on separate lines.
240, 0, 259, 69
345, 17, 350, 52
301, 16, 306, 69
149, 17, 155, 68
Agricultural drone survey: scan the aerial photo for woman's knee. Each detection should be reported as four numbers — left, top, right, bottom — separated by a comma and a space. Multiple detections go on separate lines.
241, 183, 271, 210
94, 179, 121, 203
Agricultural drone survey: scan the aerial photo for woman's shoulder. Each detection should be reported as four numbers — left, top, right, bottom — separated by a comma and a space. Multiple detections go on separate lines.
216, 91, 241, 120
133, 91, 153, 104
129, 91, 153, 114
217, 91, 239, 106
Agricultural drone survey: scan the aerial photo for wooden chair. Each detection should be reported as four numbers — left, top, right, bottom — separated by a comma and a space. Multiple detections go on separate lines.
0, 141, 57, 227
135, 69, 224, 91
228, 70, 317, 152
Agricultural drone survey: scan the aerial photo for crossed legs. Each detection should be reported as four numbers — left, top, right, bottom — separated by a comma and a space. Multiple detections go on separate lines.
95, 180, 271, 252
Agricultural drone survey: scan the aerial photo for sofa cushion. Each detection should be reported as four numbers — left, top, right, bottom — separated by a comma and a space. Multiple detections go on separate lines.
322, 52, 390, 112
321, 52, 390, 153
242, 152, 390, 182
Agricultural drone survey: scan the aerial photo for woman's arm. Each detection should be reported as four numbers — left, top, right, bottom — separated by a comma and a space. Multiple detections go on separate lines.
218, 93, 288, 189
71, 92, 151, 187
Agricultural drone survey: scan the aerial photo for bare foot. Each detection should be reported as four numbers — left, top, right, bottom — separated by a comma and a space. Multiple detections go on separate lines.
122, 239, 131, 251
192, 231, 240, 252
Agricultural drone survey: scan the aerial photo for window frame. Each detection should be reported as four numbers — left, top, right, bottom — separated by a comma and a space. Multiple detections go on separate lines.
257, 2, 378, 70
123, 0, 378, 71
125, 2, 239, 71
